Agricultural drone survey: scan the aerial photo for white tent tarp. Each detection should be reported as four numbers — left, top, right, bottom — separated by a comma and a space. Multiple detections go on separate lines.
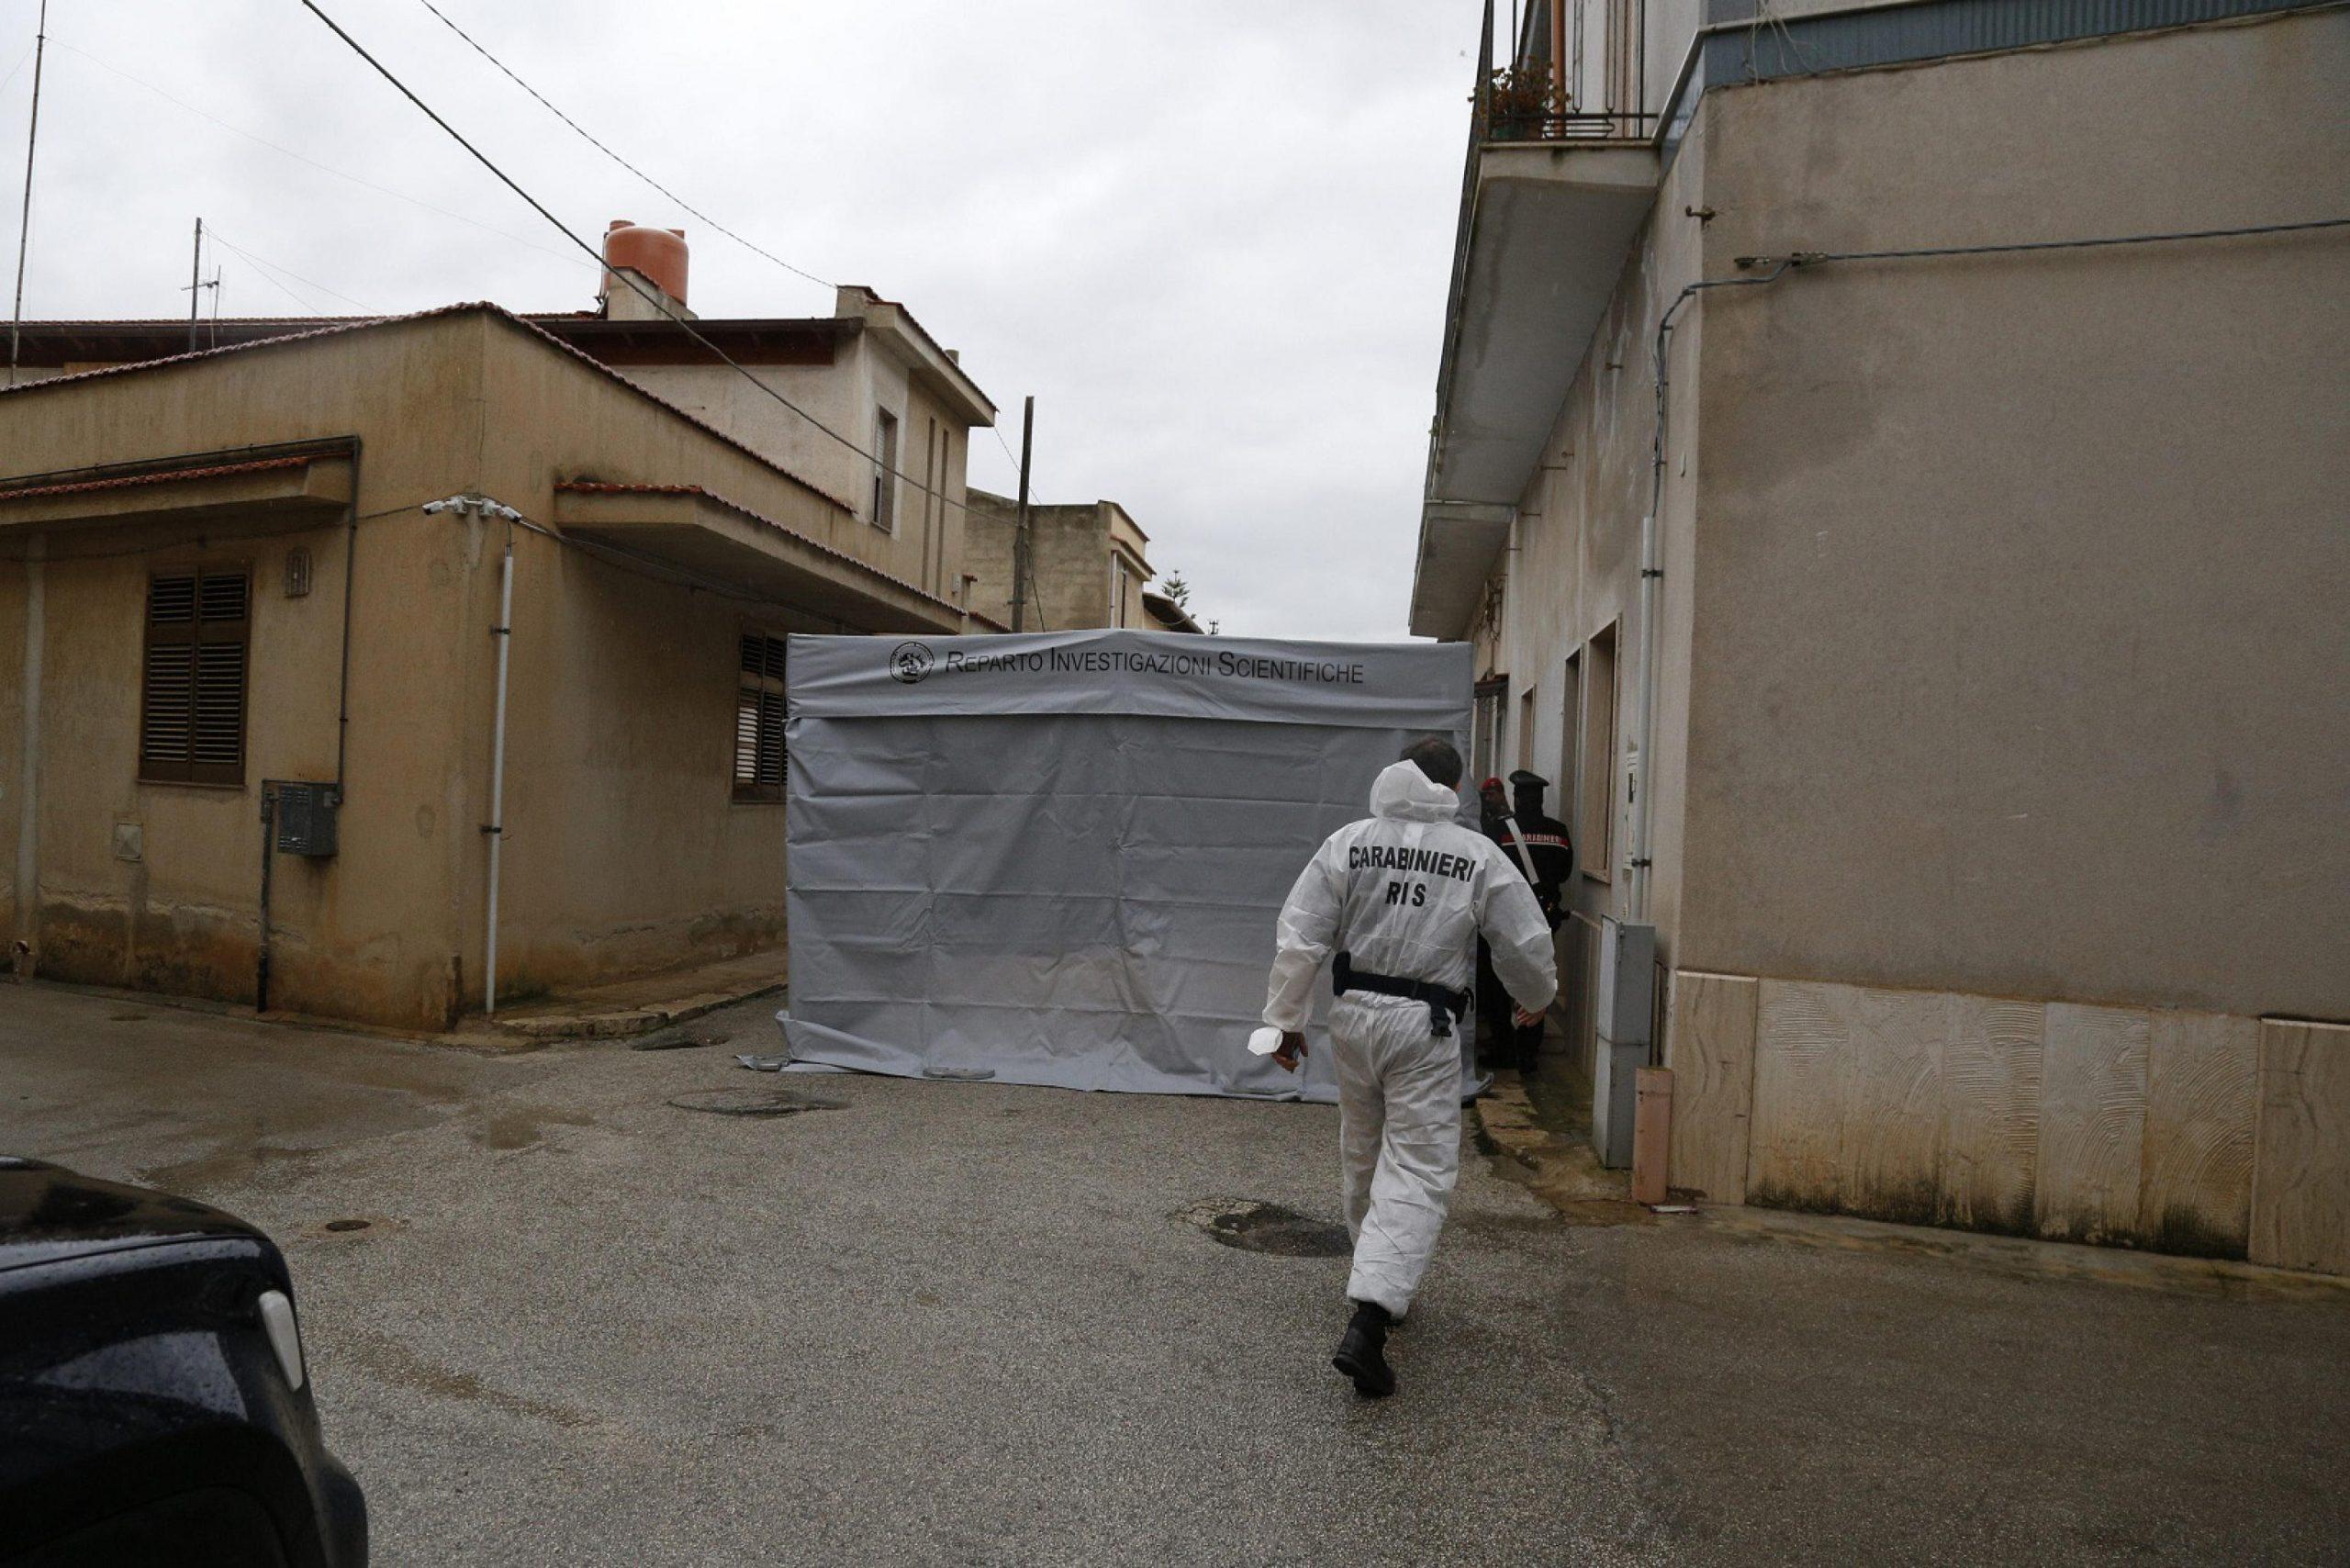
779, 630, 1477, 1102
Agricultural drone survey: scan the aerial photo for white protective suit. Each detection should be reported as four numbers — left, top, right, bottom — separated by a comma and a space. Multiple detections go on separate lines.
1263, 759, 1558, 1317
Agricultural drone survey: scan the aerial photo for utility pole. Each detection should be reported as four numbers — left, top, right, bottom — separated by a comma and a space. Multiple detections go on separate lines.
1011, 394, 1035, 633
187, 218, 204, 352
6, 0, 50, 386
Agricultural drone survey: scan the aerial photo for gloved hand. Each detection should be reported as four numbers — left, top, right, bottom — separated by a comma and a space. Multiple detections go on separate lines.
1273, 1030, 1307, 1072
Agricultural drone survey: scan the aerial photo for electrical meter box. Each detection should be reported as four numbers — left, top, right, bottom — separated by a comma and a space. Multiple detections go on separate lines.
273, 782, 340, 857
1591, 918, 1657, 1169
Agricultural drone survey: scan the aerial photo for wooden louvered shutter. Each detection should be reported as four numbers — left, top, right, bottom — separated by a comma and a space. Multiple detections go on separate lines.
758, 636, 787, 794
734, 633, 788, 803
141, 569, 249, 786
733, 641, 763, 796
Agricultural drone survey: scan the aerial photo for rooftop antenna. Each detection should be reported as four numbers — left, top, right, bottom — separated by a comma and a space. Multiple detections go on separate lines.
6, 0, 50, 386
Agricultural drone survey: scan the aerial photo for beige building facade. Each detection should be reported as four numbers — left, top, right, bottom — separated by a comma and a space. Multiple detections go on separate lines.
1417, 0, 2350, 1271
594, 275, 992, 607
2, 298, 995, 1030
964, 490, 1158, 633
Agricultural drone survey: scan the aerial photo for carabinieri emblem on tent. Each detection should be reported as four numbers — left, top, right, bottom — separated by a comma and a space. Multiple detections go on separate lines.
890, 641, 935, 685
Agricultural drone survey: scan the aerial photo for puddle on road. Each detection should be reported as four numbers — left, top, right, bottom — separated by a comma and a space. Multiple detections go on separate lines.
666, 1087, 844, 1118
475, 1106, 596, 1151
1177, 1197, 1352, 1257
140, 1141, 327, 1194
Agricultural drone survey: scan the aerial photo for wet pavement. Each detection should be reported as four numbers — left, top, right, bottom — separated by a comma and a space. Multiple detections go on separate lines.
5, 981, 2347, 1564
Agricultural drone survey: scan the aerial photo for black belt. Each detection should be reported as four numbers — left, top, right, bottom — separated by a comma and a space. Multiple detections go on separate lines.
1333, 952, 1471, 1038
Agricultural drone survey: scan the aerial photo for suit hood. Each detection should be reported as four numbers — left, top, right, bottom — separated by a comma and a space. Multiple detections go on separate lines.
1369, 760, 1465, 823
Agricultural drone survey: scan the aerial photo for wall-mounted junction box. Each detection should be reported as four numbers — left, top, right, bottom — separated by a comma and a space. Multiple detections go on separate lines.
272, 782, 340, 858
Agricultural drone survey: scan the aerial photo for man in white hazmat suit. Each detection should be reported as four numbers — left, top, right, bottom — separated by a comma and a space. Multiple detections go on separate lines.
1261, 736, 1557, 1397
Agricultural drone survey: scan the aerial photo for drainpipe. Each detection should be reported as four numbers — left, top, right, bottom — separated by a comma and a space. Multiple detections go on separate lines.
425, 494, 522, 1015
12, 532, 42, 979
333, 435, 363, 798
1628, 509, 1658, 919
484, 529, 513, 1014
1631, 261, 1793, 922
256, 785, 276, 1011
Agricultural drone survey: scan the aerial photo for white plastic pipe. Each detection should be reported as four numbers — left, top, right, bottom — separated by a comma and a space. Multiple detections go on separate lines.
484, 531, 513, 1014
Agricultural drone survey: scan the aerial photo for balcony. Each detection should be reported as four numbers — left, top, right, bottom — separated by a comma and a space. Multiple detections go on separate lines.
552, 482, 968, 634
1411, 8, 1662, 638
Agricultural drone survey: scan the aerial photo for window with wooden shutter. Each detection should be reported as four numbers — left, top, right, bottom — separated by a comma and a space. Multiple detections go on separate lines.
733, 632, 788, 803
140, 569, 250, 786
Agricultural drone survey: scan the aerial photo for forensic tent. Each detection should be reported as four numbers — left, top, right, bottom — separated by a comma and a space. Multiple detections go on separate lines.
778, 630, 1476, 1103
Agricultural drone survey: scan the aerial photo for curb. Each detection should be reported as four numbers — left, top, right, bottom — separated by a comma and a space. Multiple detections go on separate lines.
487, 980, 788, 1041
1472, 1073, 1653, 1226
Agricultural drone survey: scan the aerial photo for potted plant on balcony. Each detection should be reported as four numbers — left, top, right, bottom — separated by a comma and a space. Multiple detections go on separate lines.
1485, 63, 1568, 141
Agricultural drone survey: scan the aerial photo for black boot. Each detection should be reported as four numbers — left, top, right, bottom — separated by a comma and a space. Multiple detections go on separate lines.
1331, 1301, 1396, 1398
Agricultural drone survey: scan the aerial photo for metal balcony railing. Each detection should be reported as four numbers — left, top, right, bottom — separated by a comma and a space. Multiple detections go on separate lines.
1472, 0, 1657, 147
1486, 105, 1660, 144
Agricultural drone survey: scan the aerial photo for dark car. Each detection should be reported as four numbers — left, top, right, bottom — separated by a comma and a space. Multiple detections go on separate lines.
0, 1158, 365, 1566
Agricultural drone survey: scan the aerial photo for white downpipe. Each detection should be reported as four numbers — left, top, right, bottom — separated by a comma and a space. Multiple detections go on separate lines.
484, 531, 514, 1014
425, 493, 522, 1016
1629, 510, 1659, 922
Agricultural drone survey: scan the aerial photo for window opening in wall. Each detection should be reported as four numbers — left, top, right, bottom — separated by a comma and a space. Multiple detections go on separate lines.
1472, 677, 1507, 784
140, 568, 250, 786
934, 428, 954, 593
871, 407, 901, 532
1578, 622, 1617, 882
1559, 648, 1583, 839
921, 415, 940, 594
1517, 687, 1537, 772
734, 632, 789, 802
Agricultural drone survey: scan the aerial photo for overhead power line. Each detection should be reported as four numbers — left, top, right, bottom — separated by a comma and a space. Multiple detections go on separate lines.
297, 0, 992, 523
0, 39, 36, 97
411, 0, 834, 293
205, 226, 379, 314
55, 40, 586, 269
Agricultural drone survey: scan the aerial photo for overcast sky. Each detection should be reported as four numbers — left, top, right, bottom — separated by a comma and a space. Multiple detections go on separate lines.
1, 0, 1482, 639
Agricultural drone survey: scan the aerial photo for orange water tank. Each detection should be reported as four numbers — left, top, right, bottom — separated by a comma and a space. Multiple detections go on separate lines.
602, 219, 688, 305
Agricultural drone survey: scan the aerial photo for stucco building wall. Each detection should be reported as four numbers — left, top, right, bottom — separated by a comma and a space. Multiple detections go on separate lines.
1453, 7, 2350, 1269
963, 493, 1156, 633
1473, 106, 1711, 1073
0, 315, 492, 1025
617, 355, 970, 601
1, 308, 982, 1028
1679, 8, 2350, 1021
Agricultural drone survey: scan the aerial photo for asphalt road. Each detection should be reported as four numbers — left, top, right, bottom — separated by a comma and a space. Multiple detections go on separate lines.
6, 983, 2347, 1565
